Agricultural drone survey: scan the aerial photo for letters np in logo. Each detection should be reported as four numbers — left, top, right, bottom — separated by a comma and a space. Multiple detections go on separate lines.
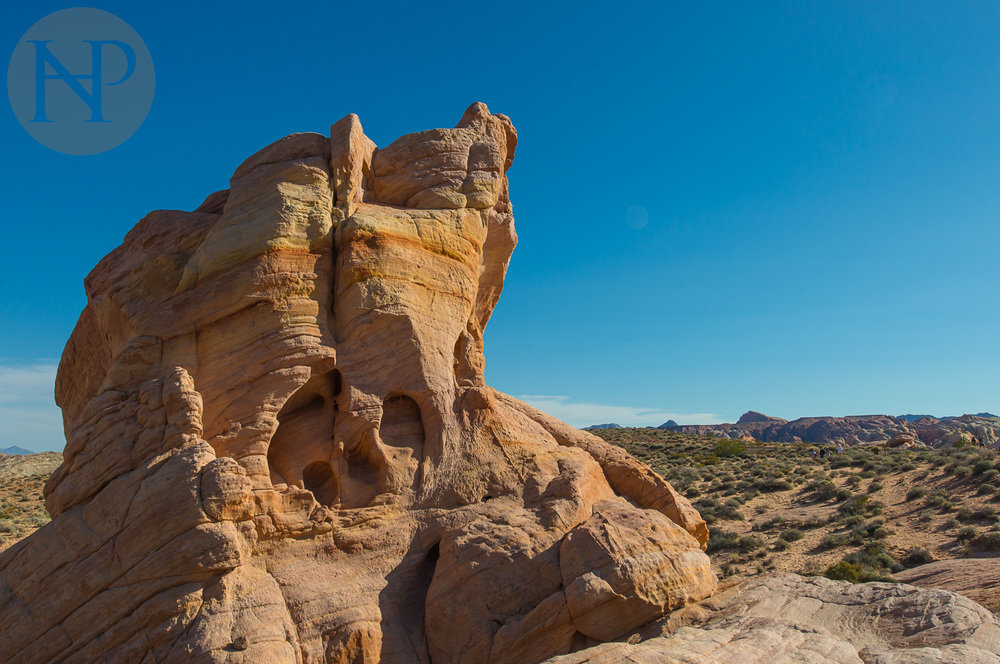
8, 8, 155, 155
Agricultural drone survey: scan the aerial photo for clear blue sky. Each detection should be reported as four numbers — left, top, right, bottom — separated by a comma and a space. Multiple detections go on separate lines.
3, 1, 999, 451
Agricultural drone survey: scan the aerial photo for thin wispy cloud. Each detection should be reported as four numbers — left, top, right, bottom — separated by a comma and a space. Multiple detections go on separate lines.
517, 394, 722, 429
0, 363, 63, 452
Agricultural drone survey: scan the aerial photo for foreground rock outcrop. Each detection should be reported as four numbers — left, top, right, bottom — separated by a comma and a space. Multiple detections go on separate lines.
0, 104, 714, 664
896, 559, 1000, 614
543, 574, 1000, 664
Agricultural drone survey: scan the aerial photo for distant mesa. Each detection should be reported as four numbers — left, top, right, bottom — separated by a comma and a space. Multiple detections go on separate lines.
583, 423, 622, 429
901, 412, 998, 422
661, 419, 679, 427
0, 446, 35, 456
736, 411, 787, 425
898, 414, 937, 422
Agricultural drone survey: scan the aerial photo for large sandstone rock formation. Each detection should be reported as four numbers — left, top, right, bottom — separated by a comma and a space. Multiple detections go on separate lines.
0, 104, 714, 664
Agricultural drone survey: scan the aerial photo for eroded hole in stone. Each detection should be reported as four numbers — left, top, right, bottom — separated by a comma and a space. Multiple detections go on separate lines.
332, 369, 343, 397
303, 461, 338, 506
380, 394, 425, 492
344, 442, 382, 486
267, 371, 339, 493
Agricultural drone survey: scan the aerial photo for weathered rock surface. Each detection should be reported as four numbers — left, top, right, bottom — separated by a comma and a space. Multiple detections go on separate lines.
0, 104, 714, 664
0, 452, 61, 482
896, 558, 1000, 613
663, 411, 1000, 448
543, 574, 1000, 664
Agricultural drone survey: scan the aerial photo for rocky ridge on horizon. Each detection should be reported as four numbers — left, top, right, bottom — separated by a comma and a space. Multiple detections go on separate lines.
661, 411, 1000, 447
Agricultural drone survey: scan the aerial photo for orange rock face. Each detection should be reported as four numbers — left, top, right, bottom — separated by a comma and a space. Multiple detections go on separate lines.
0, 103, 713, 664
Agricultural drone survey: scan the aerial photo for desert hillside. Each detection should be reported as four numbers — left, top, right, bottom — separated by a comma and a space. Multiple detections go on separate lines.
0, 452, 61, 553
595, 427, 1000, 612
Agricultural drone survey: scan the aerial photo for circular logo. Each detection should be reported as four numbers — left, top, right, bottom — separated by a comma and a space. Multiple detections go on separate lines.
7, 8, 155, 155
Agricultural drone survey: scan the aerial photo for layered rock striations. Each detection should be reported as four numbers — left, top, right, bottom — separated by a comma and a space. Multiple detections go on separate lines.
0, 104, 713, 664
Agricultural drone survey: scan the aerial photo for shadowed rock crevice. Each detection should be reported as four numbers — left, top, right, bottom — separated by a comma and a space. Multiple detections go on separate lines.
379, 394, 425, 495
376, 541, 440, 663
303, 461, 338, 506
267, 370, 338, 493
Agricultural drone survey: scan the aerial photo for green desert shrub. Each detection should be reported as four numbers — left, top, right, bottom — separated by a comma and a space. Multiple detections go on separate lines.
906, 486, 927, 501
737, 535, 765, 552
957, 526, 978, 541
977, 508, 999, 522
870, 527, 892, 540
838, 494, 870, 516
808, 480, 838, 501
929, 494, 953, 511
715, 504, 744, 521
779, 528, 804, 542
983, 531, 1000, 551
706, 529, 739, 552
974, 459, 994, 475
825, 561, 880, 583
754, 477, 794, 492
846, 542, 901, 573
758, 516, 788, 530
903, 548, 934, 567
715, 439, 747, 458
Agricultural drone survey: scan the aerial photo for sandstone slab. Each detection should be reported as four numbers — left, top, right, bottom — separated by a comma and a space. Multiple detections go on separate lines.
545, 574, 1000, 664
